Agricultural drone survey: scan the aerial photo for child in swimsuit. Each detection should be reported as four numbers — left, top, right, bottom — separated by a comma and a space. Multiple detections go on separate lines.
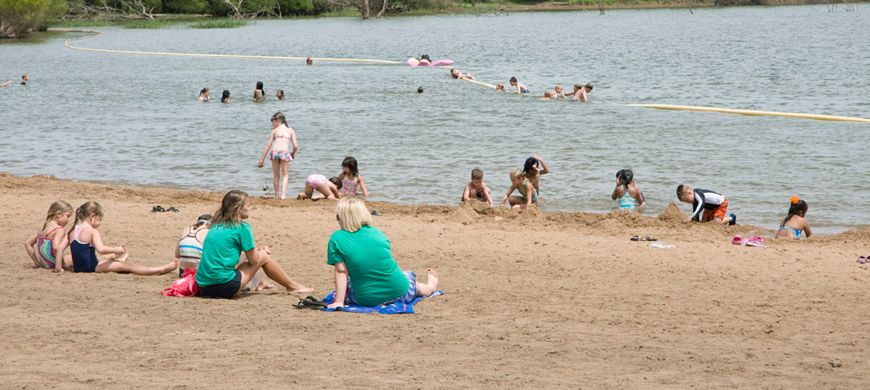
254, 81, 266, 102
775, 196, 813, 239
523, 154, 549, 195
611, 169, 646, 210
450, 68, 474, 80
462, 168, 493, 206
500, 169, 537, 209
221, 90, 231, 103
257, 112, 298, 200
25, 200, 73, 272
495, 84, 508, 92
570, 83, 593, 102
68, 201, 177, 274
276, 90, 286, 100
298, 175, 342, 200
338, 156, 369, 196
509, 77, 529, 94
198, 88, 210, 102
677, 184, 736, 225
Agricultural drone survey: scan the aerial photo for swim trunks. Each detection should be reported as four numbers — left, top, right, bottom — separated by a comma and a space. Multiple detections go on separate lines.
307, 174, 328, 188
270, 149, 293, 161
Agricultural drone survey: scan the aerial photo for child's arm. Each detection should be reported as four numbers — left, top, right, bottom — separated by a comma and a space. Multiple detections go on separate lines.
611, 178, 624, 201
331, 185, 342, 199
357, 174, 368, 197
803, 220, 813, 238
632, 185, 646, 207
90, 229, 125, 255
328, 262, 349, 309
462, 183, 471, 202
516, 84, 522, 94
534, 155, 550, 175
524, 182, 534, 208
51, 229, 67, 272
290, 130, 298, 160
499, 184, 517, 207
483, 184, 493, 206
257, 131, 275, 168
24, 233, 38, 264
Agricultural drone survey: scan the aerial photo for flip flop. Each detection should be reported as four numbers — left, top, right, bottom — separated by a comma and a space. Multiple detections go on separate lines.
292, 296, 328, 309
858, 256, 866, 264
631, 235, 657, 241
151, 205, 165, 212
167, 207, 180, 212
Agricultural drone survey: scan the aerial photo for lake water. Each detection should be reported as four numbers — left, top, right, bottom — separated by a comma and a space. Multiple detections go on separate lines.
1, 6, 868, 234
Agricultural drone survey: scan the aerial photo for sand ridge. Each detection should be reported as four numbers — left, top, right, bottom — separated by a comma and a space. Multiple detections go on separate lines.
1, 174, 869, 389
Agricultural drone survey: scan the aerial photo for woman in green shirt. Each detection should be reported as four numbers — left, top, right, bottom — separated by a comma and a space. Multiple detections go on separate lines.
196, 190, 313, 299
327, 198, 439, 309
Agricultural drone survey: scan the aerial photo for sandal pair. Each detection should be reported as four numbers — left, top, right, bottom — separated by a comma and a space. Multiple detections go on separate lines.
151, 205, 179, 213
631, 235, 657, 242
858, 256, 867, 265
292, 295, 328, 309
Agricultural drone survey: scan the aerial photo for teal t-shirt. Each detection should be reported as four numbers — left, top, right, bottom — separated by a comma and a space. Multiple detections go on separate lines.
327, 225, 408, 307
195, 221, 255, 287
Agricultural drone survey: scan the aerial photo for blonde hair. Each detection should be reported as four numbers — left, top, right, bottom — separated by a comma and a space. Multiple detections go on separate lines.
510, 168, 524, 180
335, 197, 372, 233
212, 190, 248, 227
68, 201, 104, 242
44, 200, 73, 230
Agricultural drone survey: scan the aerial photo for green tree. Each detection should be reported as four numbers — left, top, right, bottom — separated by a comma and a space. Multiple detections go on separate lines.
0, 0, 66, 38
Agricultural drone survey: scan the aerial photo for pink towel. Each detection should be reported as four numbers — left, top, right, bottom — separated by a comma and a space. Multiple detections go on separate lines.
161, 269, 200, 297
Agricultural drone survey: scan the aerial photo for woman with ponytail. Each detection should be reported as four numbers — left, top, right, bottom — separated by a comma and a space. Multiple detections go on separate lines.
257, 111, 297, 200
775, 196, 813, 239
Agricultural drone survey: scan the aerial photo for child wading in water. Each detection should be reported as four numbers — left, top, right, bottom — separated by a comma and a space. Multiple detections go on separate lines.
338, 156, 368, 196
677, 184, 736, 225
499, 169, 537, 209
612, 169, 646, 209
775, 196, 812, 239
25, 201, 74, 272
258, 112, 297, 199
509, 77, 529, 94
68, 201, 177, 274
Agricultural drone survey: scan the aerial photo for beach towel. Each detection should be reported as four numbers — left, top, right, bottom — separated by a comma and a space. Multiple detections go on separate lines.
319, 290, 444, 314
161, 269, 200, 297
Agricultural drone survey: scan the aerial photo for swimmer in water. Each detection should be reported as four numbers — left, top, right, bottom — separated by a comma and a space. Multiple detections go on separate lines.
552, 85, 567, 98
254, 81, 266, 102
419, 54, 432, 65
450, 68, 474, 80
306, 57, 313, 66
21, 74, 29, 86
276, 90, 286, 100
570, 83, 593, 102
417, 86, 424, 94
495, 83, 508, 92
509, 77, 529, 94
540, 91, 557, 101
198, 88, 210, 102
221, 90, 231, 103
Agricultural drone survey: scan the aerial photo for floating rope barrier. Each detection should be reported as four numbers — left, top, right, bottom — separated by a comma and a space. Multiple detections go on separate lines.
53, 29, 869, 123
626, 104, 870, 123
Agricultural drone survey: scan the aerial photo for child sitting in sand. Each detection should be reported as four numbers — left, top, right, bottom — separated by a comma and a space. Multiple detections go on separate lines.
25, 200, 74, 272
68, 201, 178, 274
499, 169, 537, 209
775, 196, 812, 239
612, 169, 646, 209
509, 77, 529, 94
677, 184, 736, 225
253, 81, 266, 102
298, 175, 343, 200
257, 112, 297, 199
338, 156, 369, 196
450, 68, 474, 80
462, 168, 492, 206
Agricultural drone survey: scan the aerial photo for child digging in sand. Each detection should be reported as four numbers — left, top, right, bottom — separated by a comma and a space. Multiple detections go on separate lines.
25, 201, 74, 272
462, 168, 492, 206
775, 196, 812, 239
677, 184, 736, 225
298, 175, 342, 200
68, 201, 178, 274
499, 169, 537, 209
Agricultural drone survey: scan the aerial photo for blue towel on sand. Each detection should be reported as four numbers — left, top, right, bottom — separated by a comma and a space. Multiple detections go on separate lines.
320, 290, 444, 314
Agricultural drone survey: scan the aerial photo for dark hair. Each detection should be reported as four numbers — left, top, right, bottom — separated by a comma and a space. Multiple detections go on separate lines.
342, 156, 359, 178
781, 197, 808, 227
277, 89, 284, 96
199, 87, 209, 96
585, 83, 593, 91
421, 54, 431, 61
510, 77, 518, 83
523, 157, 540, 175
417, 86, 424, 93
616, 169, 633, 186
221, 90, 230, 102
271, 111, 288, 127
212, 190, 248, 228
329, 176, 342, 190
471, 169, 483, 180
676, 184, 689, 199
193, 214, 213, 229
450, 69, 459, 79
256, 81, 264, 91
306, 57, 312, 64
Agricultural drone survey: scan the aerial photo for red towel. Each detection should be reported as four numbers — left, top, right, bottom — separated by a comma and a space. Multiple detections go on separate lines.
161, 268, 200, 297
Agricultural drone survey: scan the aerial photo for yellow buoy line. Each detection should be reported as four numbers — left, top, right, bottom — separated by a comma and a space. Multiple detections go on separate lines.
54, 29, 869, 123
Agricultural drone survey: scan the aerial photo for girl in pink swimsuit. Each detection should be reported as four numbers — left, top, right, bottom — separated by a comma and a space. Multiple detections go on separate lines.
24, 200, 73, 272
298, 175, 342, 200
257, 112, 298, 199
338, 156, 369, 196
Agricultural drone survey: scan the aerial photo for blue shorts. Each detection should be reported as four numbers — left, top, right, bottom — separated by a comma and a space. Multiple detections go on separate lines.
521, 89, 530, 94
346, 270, 417, 306
199, 270, 242, 299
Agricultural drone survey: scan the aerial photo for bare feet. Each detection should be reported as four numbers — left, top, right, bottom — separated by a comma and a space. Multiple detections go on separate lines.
254, 281, 274, 291
158, 260, 179, 275
117, 252, 130, 262
427, 268, 439, 288
287, 285, 314, 295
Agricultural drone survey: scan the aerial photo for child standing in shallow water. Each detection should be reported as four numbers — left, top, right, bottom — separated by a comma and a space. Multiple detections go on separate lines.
338, 156, 368, 197
258, 112, 297, 199
25, 201, 74, 272
68, 201, 177, 274
612, 169, 645, 209
775, 196, 813, 239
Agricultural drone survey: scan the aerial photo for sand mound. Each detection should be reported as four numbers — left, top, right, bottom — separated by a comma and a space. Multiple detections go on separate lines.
657, 202, 688, 224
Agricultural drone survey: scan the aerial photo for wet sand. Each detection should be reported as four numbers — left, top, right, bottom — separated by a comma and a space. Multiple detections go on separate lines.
1, 174, 868, 389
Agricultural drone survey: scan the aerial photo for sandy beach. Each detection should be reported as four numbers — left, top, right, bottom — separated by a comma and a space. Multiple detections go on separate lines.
1, 173, 869, 389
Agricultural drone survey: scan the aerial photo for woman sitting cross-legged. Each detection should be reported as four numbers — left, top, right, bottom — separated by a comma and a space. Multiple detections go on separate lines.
326, 197, 439, 309
195, 190, 312, 299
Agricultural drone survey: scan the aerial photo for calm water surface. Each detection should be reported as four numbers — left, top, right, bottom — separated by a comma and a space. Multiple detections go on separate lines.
1, 6, 868, 234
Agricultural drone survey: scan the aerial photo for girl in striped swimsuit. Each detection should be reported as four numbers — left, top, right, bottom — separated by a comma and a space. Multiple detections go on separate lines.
25, 201, 74, 272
